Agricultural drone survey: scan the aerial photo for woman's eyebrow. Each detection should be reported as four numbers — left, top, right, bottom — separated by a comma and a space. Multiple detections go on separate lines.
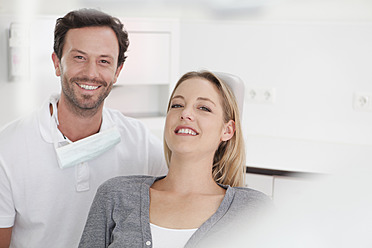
171, 95, 216, 106
171, 95, 184, 100
197, 97, 216, 106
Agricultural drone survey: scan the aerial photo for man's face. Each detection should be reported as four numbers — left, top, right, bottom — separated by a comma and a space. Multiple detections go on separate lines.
52, 26, 122, 113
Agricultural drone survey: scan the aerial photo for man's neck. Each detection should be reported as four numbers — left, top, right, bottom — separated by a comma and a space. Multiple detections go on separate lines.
51, 99, 103, 142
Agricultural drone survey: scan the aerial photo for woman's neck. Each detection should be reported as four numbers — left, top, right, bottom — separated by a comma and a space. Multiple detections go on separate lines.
153, 154, 225, 195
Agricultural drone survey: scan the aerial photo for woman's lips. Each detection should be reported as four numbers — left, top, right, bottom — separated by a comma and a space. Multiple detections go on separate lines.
174, 126, 199, 136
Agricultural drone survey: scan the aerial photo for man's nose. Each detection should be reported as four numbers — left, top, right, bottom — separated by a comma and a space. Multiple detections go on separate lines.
85, 61, 99, 79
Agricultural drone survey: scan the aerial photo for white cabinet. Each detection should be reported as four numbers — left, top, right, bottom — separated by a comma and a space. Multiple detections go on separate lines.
105, 18, 179, 118
272, 176, 318, 206
245, 171, 322, 205
245, 173, 273, 198
118, 32, 171, 85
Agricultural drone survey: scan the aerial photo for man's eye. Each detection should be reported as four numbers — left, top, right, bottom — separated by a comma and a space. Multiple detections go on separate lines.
100, 60, 110, 64
75, 56, 84, 60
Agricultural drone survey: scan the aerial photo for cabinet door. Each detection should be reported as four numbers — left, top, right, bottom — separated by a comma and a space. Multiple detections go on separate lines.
116, 32, 171, 85
245, 173, 273, 197
272, 176, 317, 206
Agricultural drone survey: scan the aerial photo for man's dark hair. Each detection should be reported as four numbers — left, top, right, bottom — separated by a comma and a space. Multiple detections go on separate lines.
54, 8, 129, 68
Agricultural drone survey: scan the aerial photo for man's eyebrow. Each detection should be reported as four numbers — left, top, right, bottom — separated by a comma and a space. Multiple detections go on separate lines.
99, 54, 114, 59
71, 49, 87, 55
71, 49, 114, 59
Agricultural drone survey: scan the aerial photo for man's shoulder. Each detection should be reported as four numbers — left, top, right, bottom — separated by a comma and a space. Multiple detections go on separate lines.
103, 108, 147, 131
0, 96, 49, 142
0, 112, 38, 143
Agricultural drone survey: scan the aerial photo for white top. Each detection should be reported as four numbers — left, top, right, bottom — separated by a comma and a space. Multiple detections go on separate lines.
0, 94, 167, 248
150, 223, 198, 248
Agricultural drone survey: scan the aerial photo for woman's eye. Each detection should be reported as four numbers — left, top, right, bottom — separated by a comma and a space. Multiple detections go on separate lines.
171, 104, 183, 109
199, 106, 211, 112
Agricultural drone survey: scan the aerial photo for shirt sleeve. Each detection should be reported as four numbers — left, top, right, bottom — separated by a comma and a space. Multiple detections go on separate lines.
146, 131, 168, 177
79, 187, 115, 248
0, 157, 15, 228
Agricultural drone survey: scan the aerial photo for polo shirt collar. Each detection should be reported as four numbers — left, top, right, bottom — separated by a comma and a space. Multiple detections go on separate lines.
38, 94, 115, 144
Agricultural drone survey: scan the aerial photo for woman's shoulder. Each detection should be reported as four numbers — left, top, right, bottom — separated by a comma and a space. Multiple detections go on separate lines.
97, 175, 158, 194
231, 186, 272, 206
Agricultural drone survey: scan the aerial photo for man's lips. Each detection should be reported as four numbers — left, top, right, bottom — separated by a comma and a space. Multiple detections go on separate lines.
71, 77, 107, 91
76, 83, 100, 90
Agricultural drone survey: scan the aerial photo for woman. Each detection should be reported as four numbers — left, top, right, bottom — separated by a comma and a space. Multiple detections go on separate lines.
79, 71, 271, 248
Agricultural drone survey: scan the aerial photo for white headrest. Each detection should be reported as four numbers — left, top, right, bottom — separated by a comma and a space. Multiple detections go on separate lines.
213, 72, 245, 118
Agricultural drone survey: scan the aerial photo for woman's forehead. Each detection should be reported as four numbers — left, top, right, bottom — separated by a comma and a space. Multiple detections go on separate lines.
174, 77, 221, 100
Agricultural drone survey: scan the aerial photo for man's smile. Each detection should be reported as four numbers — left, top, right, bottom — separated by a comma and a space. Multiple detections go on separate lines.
76, 83, 100, 90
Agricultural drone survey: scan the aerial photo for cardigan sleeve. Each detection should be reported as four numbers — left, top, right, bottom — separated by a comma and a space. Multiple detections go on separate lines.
79, 185, 115, 248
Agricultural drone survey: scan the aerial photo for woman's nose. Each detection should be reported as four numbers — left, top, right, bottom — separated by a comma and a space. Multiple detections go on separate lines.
180, 108, 194, 121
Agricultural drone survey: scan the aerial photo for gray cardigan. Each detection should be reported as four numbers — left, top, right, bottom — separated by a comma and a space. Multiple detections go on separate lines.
79, 175, 272, 248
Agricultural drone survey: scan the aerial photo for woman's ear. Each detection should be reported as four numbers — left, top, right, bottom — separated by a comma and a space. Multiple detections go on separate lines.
221, 120, 236, 142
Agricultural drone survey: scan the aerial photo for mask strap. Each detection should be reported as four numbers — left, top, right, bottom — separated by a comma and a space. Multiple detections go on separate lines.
50, 99, 60, 126
50, 100, 69, 154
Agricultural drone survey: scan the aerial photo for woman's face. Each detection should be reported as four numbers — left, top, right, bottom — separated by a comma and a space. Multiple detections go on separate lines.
164, 77, 234, 160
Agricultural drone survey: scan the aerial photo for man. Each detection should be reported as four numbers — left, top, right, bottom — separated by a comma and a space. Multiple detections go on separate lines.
0, 9, 167, 247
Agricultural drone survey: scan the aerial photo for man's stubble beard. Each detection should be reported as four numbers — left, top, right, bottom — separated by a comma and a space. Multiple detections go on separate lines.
60, 73, 113, 118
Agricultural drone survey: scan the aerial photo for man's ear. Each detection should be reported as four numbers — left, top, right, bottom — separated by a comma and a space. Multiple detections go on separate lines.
113, 63, 124, 84
51, 52, 61, 77
221, 120, 236, 142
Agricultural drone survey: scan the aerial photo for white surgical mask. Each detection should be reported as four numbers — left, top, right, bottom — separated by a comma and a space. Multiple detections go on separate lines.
55, 127, 121, 169
50, 99, 121, 169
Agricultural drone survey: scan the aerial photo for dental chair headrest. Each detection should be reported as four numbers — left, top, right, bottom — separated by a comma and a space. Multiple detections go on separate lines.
213, 72, 245, 118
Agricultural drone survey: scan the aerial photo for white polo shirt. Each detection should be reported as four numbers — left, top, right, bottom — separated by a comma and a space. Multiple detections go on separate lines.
0, 94, 167, 248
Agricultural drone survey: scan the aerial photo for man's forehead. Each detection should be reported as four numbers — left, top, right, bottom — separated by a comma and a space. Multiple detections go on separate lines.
63, 26, 119, 57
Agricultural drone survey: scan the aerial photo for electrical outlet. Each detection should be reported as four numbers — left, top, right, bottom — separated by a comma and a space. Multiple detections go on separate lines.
246, 89, 257, 101
246, 88, 275, 104
353, 92, 372, 112
262, 88, 275, 104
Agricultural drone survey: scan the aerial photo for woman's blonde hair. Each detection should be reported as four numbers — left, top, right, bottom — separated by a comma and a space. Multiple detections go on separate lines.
164, 71, 246, 187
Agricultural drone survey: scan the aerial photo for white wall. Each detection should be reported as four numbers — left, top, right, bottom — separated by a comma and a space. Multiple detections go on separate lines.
179, 20, 372, 146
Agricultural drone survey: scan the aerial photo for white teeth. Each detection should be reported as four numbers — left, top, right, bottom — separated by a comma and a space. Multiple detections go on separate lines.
78, 84, 99, 90
177, 128, 197, 135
